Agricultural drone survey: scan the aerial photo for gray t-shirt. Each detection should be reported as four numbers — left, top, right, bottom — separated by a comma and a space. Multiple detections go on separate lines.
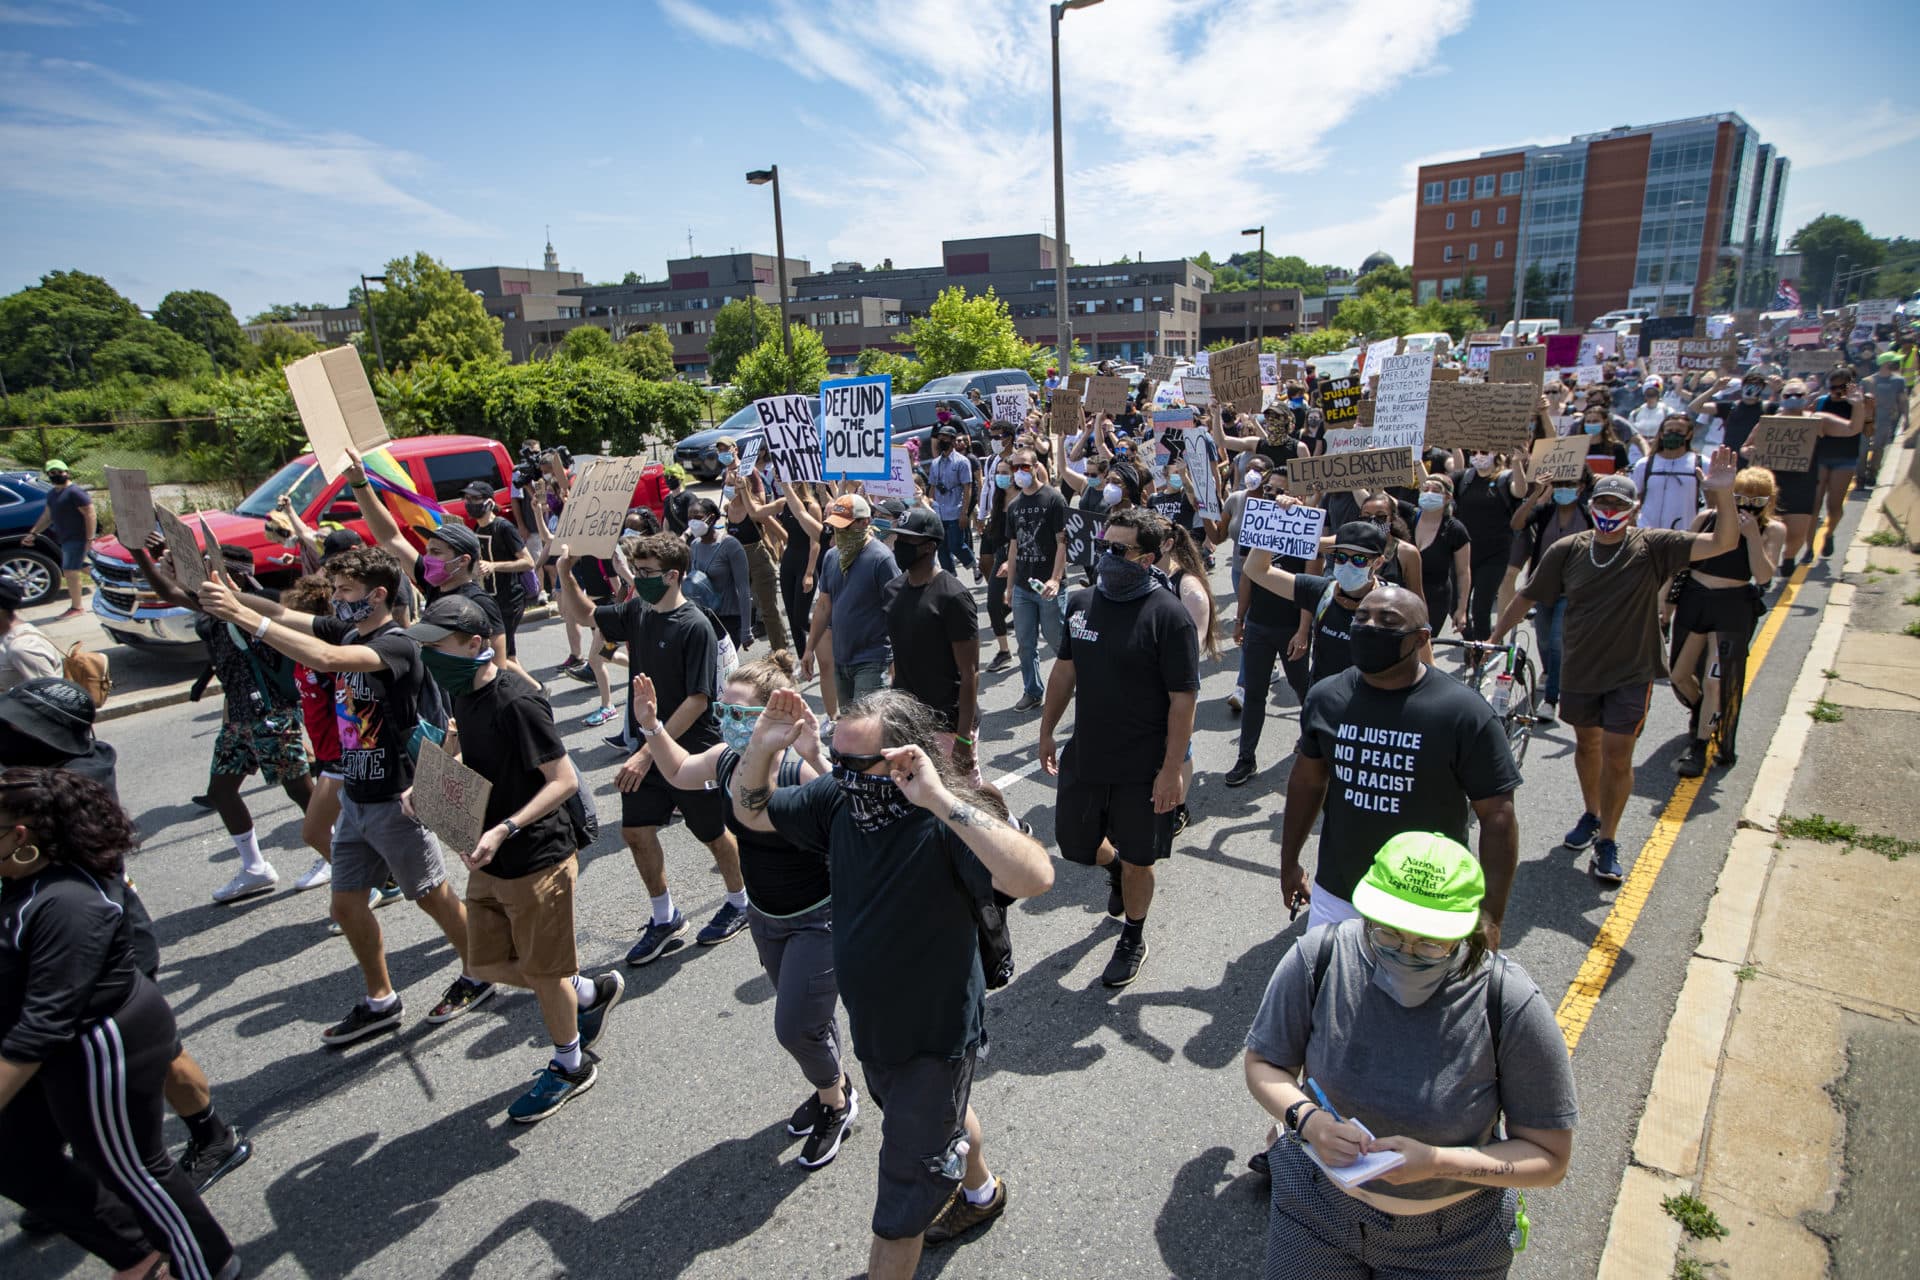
1244, 920, 1578, 1200
820, 536, 901, 668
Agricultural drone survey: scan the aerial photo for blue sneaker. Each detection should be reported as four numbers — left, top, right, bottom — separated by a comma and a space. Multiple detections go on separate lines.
1590, 839, 1624, 885
576, 971, 625, 1051
1564, 812, 1601, 851
507, 1052, 599, 1124
626, 910, 688, 965
697, 901, 750, 946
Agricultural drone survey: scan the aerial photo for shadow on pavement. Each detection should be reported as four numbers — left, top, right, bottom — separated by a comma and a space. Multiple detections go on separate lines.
1154, 1145, 1267, 1278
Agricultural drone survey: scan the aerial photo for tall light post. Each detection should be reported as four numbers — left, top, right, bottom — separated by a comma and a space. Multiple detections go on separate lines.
1241, 225, 1266, 344
1827, 254, 1851, 310
359, 273, 388, 371
745, 167, 795, 392
1656, 199, 1696, 318
1051, 0, 1105, 376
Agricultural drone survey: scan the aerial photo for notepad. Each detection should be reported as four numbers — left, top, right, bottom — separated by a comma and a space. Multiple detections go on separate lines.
1301, 1119, 1407, 1187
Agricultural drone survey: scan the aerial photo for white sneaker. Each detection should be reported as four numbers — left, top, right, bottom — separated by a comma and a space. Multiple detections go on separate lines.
1227, 686, 1245, 714
212, 864, 279, 904
293, 857, 333, 892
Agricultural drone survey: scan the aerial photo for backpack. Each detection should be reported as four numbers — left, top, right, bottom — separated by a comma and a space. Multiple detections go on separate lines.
62, 640, 112, 708
561, 756, 600, 852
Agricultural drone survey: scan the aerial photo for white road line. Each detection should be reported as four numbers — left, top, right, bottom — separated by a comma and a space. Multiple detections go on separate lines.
990, 757, 1047, 791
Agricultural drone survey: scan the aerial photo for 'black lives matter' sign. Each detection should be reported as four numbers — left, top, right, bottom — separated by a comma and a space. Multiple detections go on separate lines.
818, 375, 892, 480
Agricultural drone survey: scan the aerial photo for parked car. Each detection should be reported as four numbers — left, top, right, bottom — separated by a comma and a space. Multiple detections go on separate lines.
677, 393, 992, 482
1309, 349, 1363, 379
674, 406, 765, 480
87, 434, 514, 652
0, 471, 60, 607
1401, 332, 1454, 359
916, 369, 1042, 399
1500, 318, 1562, 341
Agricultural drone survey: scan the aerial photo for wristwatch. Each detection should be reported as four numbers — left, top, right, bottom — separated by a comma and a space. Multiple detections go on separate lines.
500, 819, 521, 839
1285, 1098, 1317, 1136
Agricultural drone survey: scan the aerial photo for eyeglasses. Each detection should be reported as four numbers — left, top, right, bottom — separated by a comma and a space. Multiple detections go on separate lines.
1327, 550, 1372, 568
1097, 541, 1140, 559
829, 747, 886, 773
1368, 926, 1458, 961
713, 702, 764, 725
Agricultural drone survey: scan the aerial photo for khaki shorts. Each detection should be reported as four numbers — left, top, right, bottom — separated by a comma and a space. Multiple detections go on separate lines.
465, 856, 580, 981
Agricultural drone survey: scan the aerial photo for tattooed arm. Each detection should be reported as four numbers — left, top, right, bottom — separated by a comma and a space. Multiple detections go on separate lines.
727, 688, 810, 834
1368, 1124, 1573, 1189
882, 745, 1054, 899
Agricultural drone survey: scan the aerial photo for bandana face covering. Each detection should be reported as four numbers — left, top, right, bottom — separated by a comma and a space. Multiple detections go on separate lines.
419, 646, 495, 696
1364, 931, 1460, 1008
833, 764, 917, 833
835, 526, 866, 572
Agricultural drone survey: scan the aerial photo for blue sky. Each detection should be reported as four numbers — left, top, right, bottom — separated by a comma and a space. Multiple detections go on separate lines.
3, 0, 1915, 319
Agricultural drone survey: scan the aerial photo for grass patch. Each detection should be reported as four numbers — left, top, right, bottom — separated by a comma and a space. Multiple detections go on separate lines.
1864, 528, 1903, 547
1779, 812, 1917, 862
1863, 563, 1899, 577
1904, 591, 1920, 607
1822, 668, 1841, 679
1735, 964, 1758, 981
1904, 620, 1920, 639
1809, 698, 1845, 723
1674, 1255, 1719, 1280
1663, 1193, 1730, 1240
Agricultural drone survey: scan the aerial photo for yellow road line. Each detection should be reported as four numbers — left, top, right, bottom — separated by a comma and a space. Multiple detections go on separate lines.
1554, 558, 1810, 1052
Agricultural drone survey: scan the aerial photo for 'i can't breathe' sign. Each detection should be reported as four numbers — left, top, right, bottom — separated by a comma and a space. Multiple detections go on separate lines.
818, 375, 893, 480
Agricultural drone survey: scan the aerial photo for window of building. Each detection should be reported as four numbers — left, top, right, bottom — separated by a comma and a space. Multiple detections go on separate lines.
1423, 181, 1445, 205
1468, 243, 1479, 262
1471, 209, 1481, 228
1448, 178, 1469, 202
1418, 280, 1438, 303
1445, 212, 1455, 230
1497, 206, 1507, 225
1442, 245, 1454, 263
1501, 170, 1523, 196
1472, 276, 1488, 297
1474, 174, 1495, 199
1494, 240, 1504, 259
1441, 277, 1463, 300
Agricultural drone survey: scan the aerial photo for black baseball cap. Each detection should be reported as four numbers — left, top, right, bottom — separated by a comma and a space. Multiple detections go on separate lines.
320, 528, 365, 561
426, 522, 483, 562
894, 507, 944, 541
1331, 521, 1389, 555
462, 480, 495, 501
405, 594, 493, 643
0, 678, 96, 757
0, 578, 24, 611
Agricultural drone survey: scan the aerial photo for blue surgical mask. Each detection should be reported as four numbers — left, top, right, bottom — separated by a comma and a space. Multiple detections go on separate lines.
1331, 562, 1371, 593
1552, 487, 1579, 506
717, 450, 735, 465
1583, 420, 1604, 435
995, 473, 1012, 490
1781, 395, 1806, 410
1168, 473, 1185, 492
1417, 492, 1445, 512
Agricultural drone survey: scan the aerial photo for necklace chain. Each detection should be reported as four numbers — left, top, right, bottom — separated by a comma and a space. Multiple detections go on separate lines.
1588, 530, 1630, 569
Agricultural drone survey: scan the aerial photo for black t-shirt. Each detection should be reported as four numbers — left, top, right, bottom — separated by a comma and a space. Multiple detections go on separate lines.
194, 586, 293, 721
1296, 666, 1524, 901
715, 748, 831, 917
1058, 585, 1201, 784
1417, 517, 1471, 605
1246, 553, 1306, 630
1706, 398, 1768, 453
1291, 575, 1361, 689
312, 619, 425, 802
1007, 486, 1068, 586
766, 777, 994, 1066
883, 570, 978, 731
594, 598, 719, 750
1148, 490, 1196, 530
1455, 470, 1517, 562
451, 673, 572, 878
413, 569, 505, 639
474, 519, 527, 610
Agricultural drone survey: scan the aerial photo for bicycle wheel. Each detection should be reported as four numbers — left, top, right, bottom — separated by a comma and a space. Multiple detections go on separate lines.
1505, 653, 1539, 771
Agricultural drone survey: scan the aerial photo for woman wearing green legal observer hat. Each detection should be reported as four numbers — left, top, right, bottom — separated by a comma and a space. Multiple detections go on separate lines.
1243, 832, 1577, 1278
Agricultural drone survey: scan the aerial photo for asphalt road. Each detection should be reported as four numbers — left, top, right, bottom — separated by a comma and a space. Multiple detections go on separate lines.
2, 491, 1865, 1280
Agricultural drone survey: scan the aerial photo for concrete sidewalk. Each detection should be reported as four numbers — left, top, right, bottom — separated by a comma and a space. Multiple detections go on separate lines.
1597, 441, 1920, 1278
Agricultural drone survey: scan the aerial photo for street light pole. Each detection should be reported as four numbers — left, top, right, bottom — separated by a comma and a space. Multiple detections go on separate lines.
359, 273, 388, 372
1050, 0, 1104, 378
746, 167, 795, 392
1828, 254, 1851, 310
1242, 226, 1266, 345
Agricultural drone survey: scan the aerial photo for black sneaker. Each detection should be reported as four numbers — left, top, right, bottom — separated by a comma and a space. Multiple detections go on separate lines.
1673, 742, 1707, 778
987, 651, 1013, 674
557, 655, 583, 674
1101, 934, 1149, 988
180, 1126, 253, 1193
1820, 531, 1836, 558
426, 976, 495, 1024
696, 901, 749, 945
1590, 838, 1625, 885
321, 997, 402, 1048
797, 1085, 859, 1169
564, 662, 599, 685
576, 970, 625, 1051
787, 1092, 826, 1138
626, 910, 688, 965
1012, 692, 1042, 712
1224, 758, 1257, 788
1104, 863, 1123, 918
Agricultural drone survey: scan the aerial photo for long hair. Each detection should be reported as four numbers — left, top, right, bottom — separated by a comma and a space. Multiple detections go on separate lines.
1162, 524, 1221, 659
837, 689, 1008, 821
0, 767, 137, 876
1734, 466, 1780, 526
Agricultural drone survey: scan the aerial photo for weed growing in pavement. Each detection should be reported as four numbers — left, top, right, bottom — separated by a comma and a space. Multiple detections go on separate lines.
1809, 698, 1845, 723
1673, 1254, 1720, 1280
1862, 563, 1899, 577
1864, 528, 1901, 547
1662, 1193, 1730, 1240
1904, 619, 1920, 638
1822, 669, 1841, 679
1735, 964, 1758, 981
1903, 591, 1920, 607
1779, 813, 1917, 862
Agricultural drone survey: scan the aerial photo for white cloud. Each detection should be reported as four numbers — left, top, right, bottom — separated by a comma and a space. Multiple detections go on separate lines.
1746, 100, 1920, 171
659, 0, 1474, 273
0, 0, 133, 27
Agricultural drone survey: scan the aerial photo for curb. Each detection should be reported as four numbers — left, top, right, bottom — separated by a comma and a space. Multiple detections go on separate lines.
1592, 447, 1905, 1279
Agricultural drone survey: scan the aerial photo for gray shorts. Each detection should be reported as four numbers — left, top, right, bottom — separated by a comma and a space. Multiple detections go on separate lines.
862, 1049, 977, 1240
331, 794, 446, 900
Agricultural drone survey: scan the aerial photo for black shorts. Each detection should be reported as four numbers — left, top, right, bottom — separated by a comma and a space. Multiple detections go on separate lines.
495, 592, 526, 657
862, 1049, 978, 1240
1560, 683, 1653, 736
1054, 772, 1177, 867
620, 768, 727, 842
1774, 469, 1819, 516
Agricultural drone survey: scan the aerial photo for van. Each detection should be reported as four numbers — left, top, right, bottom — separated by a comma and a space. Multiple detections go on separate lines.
1500, 318, 1562, 341
1401, 332, 1454, 359
1590, 308, 1649, 331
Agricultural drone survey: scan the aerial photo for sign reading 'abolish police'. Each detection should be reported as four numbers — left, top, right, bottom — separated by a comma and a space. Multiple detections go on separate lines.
818, 375, 893, 480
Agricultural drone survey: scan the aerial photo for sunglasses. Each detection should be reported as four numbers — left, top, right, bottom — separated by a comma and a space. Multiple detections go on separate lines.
829, 747, 886, 773
1097, 541, 1140, 559
713, 702, 764, 725
1327, 550, 1373, 568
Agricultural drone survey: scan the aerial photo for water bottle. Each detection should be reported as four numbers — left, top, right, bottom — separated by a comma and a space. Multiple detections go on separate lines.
1490, 672, 1514, 715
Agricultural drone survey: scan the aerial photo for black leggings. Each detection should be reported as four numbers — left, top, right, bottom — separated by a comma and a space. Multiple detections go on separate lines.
780, 533, 815, 655
1669, 582, 1760, 760
982, 547, 1011, 639
0, 978, 234, 1278
1465, 553, 1506, 641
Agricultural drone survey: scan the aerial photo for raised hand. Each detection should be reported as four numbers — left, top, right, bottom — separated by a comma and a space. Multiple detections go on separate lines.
751, 688, 809, 754
1703, 445, 1739, 490
630, 674, 660, 732
197, 578, 242, 621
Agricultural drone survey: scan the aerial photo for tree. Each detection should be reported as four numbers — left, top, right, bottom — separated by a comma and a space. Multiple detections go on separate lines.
1788, 215, 1883, 307
153, 290, 250, 370
731, 323, 828, 406
1409, 298, 1487, 342
0, 270, 142, 389
1703, 264, 1738, 311
364, 252, 506, 370
619, 325, 676, 381
621, 271, 646, 285
253, 324, 324, 367
1331, 288, 1416, 340
1286, 328, 1358, 358
1354, 263, 1412, 295
705, 296, 779, 383
93, 322, 210, 381
247, 302, 330, 324
557, 324, 615, 362
896, 287, 1047, 384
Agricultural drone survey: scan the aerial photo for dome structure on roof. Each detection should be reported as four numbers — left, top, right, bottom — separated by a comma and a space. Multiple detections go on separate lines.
1359, 250, 1397, 275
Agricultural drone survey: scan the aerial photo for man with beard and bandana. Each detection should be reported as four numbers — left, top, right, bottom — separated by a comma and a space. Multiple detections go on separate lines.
1038, 507, 1199, 989
803, 494, 902, 709
1280, 584, 1521, 938
728, 686, 1052, 1280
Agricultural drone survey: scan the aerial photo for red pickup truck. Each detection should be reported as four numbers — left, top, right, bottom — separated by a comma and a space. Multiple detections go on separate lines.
88, 435, 515, 651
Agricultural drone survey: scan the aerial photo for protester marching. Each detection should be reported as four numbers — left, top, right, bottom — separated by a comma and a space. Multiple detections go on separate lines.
3, 301, 1914, 1280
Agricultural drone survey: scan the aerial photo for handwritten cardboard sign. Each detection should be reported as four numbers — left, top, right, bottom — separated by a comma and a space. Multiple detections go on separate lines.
991, 387, 1030, 428
1745, 416, 1820, 473
1321, 376, 1363, 425
1786, 350, 1845, 379
1530, 435, 1590, 481
1579, 331, 1617, 365
284, 346, 391, 482
1210, 341, 1262, 409
153, 504, 206, 593
753, 395, 823, 485
1370, 351, 1435, 450
412, 739, 492, 858
1050, 386, 1084, 429
1617, 334, 1641, 363
819, 375, 892, 480
552, 456, 647, 560
1361, 337, 1400, 384
1487, 347, 1546, 389
1277, 360, 1307, 385
1290, 446, 1424, 495
864, 448, 917, 501
104, 466, 154, 543
1675, 338, 1738, 373
1180, 375, 1213, 407
1423, 382, 1537, 455
1237, 499, 1326, 559
1648, 340, 1681, 376
1145, 354, 1177, 381
1086, 375, 1130, 416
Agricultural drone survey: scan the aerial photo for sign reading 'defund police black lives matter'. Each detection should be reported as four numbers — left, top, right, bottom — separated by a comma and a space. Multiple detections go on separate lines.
818, 375, 892, 480
1237, 499, 1326, 560
753, 395, 823, 484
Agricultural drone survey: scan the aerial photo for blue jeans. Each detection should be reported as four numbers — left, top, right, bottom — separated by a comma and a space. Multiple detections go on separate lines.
1534, 597, 1567, 702
833, 659, 889, 710
938, 516, 975, 573
1010, 581, 1061, 700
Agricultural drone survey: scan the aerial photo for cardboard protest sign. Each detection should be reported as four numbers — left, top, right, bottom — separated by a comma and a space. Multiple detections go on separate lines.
1370, 352, 1435, 451
991, 387, 1030, 427
1277, 360, 1307, 385
1786, 350, 1844, 379
1530, 435, 1589, 481
1290, 447, 1424, 495
753, 395, 823, 484
1855, 298, 1896, 327
1320, 376, 1363, 425
1745, 416, 1820, 473
284, 346, 391, 482
1423, 382, 1536, 455
818, 376, 892, 480
1064, 508, 1099, 569
1145, 355, 1177, 381
104, 467, 154, 543
153, 505, 206, 593
1086, 375, 1130, 416
551, 456, 647, 560
1209, 341, 1262, 409
1617, 334, 1640, 363
1430, 367, 1462, 384
197, 516, 231, 583
1066, 372, 1091, 395
1573, 363, 1606, 387
1050, 386, 1084, 429
1648, 340, 1681, 376
1465, 342, 1496, 372
1467, 332, 1504, 346
864, 448, 917, 501
1579, 331, 1617, 365
1641, 315, 1697, 344
412, 739, 492, 858
1258, 353, 1278, 385
1361, 337, 1400, 383
1543, 334, 1582, 367
1487, 346, 1546, 389
1177, 428, 1222, 521
1237, 499, 1326, 560
1675, 338, 1738, 373
1180, 376, 1213, 407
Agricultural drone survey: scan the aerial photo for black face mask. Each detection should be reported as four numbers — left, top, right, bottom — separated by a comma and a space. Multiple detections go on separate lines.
1659, 432, 1689, 451
893, 538, 934, 571
464, 501, 491, 520
1349, 623, 1419, 675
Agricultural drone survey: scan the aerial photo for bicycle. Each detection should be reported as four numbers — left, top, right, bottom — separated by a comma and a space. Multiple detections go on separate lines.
1432, 636, 1540, 771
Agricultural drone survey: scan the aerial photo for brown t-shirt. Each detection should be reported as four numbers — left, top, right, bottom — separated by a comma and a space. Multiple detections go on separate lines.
1520, 528, 1695, 695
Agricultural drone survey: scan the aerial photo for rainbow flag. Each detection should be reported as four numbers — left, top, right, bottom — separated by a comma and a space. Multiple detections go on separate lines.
361, 446, 447, 535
